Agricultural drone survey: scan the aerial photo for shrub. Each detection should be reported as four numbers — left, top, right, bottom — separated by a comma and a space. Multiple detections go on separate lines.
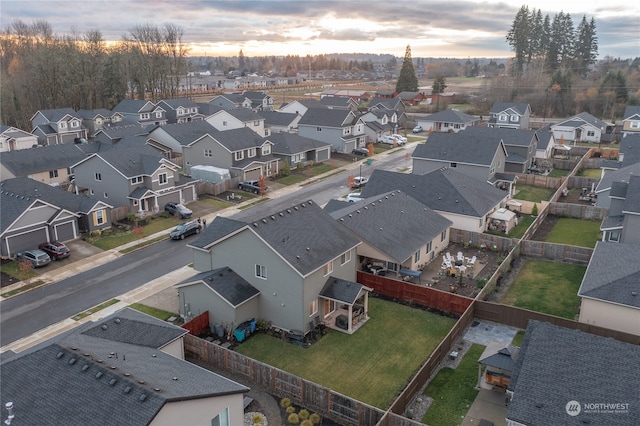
476, 278, 487, 289
301, 420, 313, 426
281, 161, 291, 177
298, 409, 310, 420
126, 213, 137, 222
532, 203, 538, 216
280, 397, 291, 408
288, 413, 300, 424
309, 413, 322, 424
286, 406, 296, 414
252, 414, 264, 423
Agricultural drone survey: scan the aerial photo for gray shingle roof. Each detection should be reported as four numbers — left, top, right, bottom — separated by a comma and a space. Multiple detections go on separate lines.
327, 191, 452, 263
595, 163, 640, 192
152, 120, 218, 146
490, 102, 530, 115
223, 108, 263, 122
207, 127, 263, 152
320, 277, 365, 304
188, 216, 247, 249
553, 112, 608, 130
622, 174, 640, 214
267, 133, 332, 155
32, 107, 79, 122
177, 267, 260, 307
0, 190, 44, 233
84, 144, 167, 177
258, 110, 299, 126
578, 241, 640, 308
0, 143, 87, 176
623, 105, 640, 120
412, 130, 506, 166
462, 126, 537, 148
112, 99, 156, 113
479, 345, 519, 371
158, 97, 198, 109
424, 109, 478, 124
298, 108, 357, 127
360, 169, 507, 218
507, 320, 640, 426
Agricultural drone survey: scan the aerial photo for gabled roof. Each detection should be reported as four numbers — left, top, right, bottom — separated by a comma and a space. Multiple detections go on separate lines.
599, 134, 640, 170
266, 133, 331, 155
189, 201, 360, 277
94, 124, 148, 142
0, 191, 57, 234
320, 277, 368, 305
368, 97, 403, 110
552, 112, 608, 130
319, 97, 355, 108
150, 120, 218, 146
0, 143, 88, 176
0, 177, 111, 214
623, 105, 640, 120
112, 99, 157, 114
578, 241, 640, 308
621, 174, 640, 214
595, 162, 640, 193
489, 102, 530, 116
424, 109, 478, 124
1, 308, 248, 426
327, 190, 452, 263
206, 127, 264, 152
157, 98, 199, 109
176, 267, 260, 308
258, 111, 299, 127
298, 108, 358, 127
360, 169, 507, 218
412, 129, 507, 166
30, 107, 79, 123
209, 93, 248, 106
74, 144, 172, 178
396, 91, 422, 101
507, 320, 640, 426
462, 126, 537, 148
196, 102, 224, 116
76, 108, 120, 119
478, 343, 519, 371
0, 125, 37, 139
281, 98, 325, 110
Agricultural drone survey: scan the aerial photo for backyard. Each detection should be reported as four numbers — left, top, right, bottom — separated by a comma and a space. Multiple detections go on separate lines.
543, 217, 601, 248
513, 184, 555, 203
500, 259, 586, 319
235, 296, 456, 409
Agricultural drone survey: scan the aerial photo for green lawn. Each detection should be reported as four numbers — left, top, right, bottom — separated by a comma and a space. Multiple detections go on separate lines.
547, 169, 569, 177
511, 331, 525, 347
274, 174, 308, 185
545, 218, 601, 248
486, 215, 535, 239
421, 344, 486, 425
501, 260, 585, 319
513, 184, 555, 203
88, 216, 182, 250
235, 297, 456, 409
577, 168, 601, 178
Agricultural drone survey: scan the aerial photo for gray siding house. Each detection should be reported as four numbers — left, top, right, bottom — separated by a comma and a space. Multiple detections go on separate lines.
550, 112, 612, 144
30, 108, 89, 146
157, 98, 204, 124
488, 102, 531, 130
298, 108, 366, 153
112, 99, 168, 127
76, 109, 125, 137
461, 126, 538, 173
266, 132, 332, 168
417, 109, 480, 134
600, 174, 640, 244
0, 125, 38, 152
185, 200, 369, 335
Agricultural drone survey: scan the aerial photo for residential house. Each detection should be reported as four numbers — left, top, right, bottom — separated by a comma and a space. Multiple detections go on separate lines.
621, 105, 640, 138
30, 108, 89, 146
76, 109, 125, 137
0, 308, 249, 426
208, 93, 252, 110
550, 112, 612, 144
93, 124, 149, 145
278, 98, 325, 116
0, 125, 38, 152
325, 190, 453, 277
0, 177, 112, 254
181, 126, 279, 180
416, 109, 480, 134
242, 91, 274, 111
205, 108, 268, 137
396, 91, 426, 106
0, 143, 88, 187
266, 133, 332, 168
597, 134, 640, 173
146, 120, 219, 165
594, 162, 640, 209
257, 111, 301, 134
599, 174, 640, 244
462, 127, 538, 174
71, 144, 197, 216
488, 102, 531, 130
112, 99, 167, 127
367, 97, 407, 129
506, 320, 639, 426
374, 89, 396, 99
411, 130, 516, 195
320, 89, 370, 103
156, 98, 204, 124
319, 96, 359, 112
359, 168, 509, 233
359, 109, 398, 143
577, 242, 640, 336
185, 200, 369, 335
533, 124, 556, 171
298, 108, 366, 153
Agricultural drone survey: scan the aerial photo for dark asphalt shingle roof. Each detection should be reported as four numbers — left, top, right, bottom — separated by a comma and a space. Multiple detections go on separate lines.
360, 169, 506, 218
206, 126, 264, 152
622, 174, 640, 214
0, 190, 45, 233
298, 108, 357, 127
258, 110, 299, 126
79, 144, 167, 177
151, 120, 218, 146
412, 130, 506, 166
479, 345, 519, 371
490, 102, 530, 115
553, 111, 608, 130
327, 191, 452, 263
462, 126, 537, 148
31, 107, 79, 122
424, 109, 478, 124
507, 320, 640, 426
267, 133, 332, 155
112, 99, 156, 114
320, 277, 366, 304
177, 267, 260, 307
623, 105, 640, 120
0, 143, 88, 176
595, 163, 640, 192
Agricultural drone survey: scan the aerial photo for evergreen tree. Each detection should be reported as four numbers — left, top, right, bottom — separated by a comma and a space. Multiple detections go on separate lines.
395, 45, 418, 92
506, 5, 530, 77
575, 16, 598, 77
431, 76, 447, 110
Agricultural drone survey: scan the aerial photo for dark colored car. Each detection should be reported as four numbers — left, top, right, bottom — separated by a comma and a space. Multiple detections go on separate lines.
238, 180, 262, 194
352, 147, 369, 156
170, 221, 202, 240
38, 241, 71, 260
165, 202, 193, 219
17, 249, 51, 267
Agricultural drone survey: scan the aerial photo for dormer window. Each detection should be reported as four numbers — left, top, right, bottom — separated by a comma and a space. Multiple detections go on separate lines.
235, 151, 244, 161
499, 114, 507, 122
59, 122, 67, 129
177, 108, 184, 115
510, 114, 519, 122
70, 121, 79, 128
155, 111, 162, 118
262, 145, 271, 155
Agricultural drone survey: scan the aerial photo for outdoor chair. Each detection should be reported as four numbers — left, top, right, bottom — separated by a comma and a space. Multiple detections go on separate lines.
467, 255, 477, 266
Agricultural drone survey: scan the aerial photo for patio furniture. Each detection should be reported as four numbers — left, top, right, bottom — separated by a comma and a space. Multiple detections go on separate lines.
468, 255, 477, 266
335, 314, 349, 330
457, 252, 464, 262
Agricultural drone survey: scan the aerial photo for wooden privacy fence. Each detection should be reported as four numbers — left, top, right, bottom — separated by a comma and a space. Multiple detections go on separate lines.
181, 311, 209, 335
547, 202, 607, 220
567, 176, 600, 191
514, 173, 563, 189
448, 229, 514, 253
184, 335, 387, 426
518, 240, 593, 264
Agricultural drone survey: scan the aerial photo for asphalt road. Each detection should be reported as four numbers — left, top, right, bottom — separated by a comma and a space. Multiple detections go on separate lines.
0, 145, 414, 347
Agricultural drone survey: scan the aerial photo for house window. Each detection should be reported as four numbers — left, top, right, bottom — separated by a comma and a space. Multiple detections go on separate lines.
510, 114, 519, 122
131, 176, 143, 184
155, 111, 162, 118
141, 113, 150, 120
254, 120, 260, 126
255, 264, 267, 279
426, 241, 433, 253
262, 145, 271, 155
631, 121, 640, 129
49, 170, 59, 178
222, 120, 228, 126
316, 127, 322, 132
177, 108, 184, 115
71, 121, 79, 128
89, 189, 94, 195
211, 407, 229, 426
204, 149, 212, 157
323, 261, 333, 276
59, 122, 67, 129
444, 123, 449, 128
450, 162, 457, 168
95, 172, 102, 181
235, 151, 244, 161
608, 231, 620, 242
158, 173, 167, 185
104, 192, 108, 198
248, 148, 256, 158
587, 130, 595, 137
94, 210, 105, 226
414, 250, 421, 263
292, 154, 301, 163
499, 114, 508, 122
440, 230, 447, 242
341, 251, 351, 265
309, 300, 318, 317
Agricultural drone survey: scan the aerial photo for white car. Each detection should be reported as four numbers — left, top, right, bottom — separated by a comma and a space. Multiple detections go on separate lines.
346, 193, 364, 202
377, 135, 397, 145
352, 176, 369, 188
391, 134, 407, 145
412, 125, 423, 133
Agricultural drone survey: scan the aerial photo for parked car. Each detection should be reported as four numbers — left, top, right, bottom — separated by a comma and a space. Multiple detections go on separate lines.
38, 241, 70, 260
346, 193, 364, 202
352, 176, 369, 188
169, 221, 202, 240
17, 249, 51, 267
165, 202, 193, 219
352, 147, 369, 156
391, 134, 407, 145
238, 180, 262, 194
412, 125, 423, 133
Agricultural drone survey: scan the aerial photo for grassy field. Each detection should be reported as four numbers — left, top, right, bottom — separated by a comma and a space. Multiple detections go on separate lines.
513, 184, 555, 203
421, 344, 486, 425
501, 260, 586, 319
545, 218, 601, 248
235, 297, 456, 409
547, 168, 570, 177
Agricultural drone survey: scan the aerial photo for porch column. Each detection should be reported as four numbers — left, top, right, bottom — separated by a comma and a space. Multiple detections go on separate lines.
347, 306, 353, 333
153, 196, 159, 212
137, 201, 144, 215
477, 364, 482, 389
364, 292, 369, 318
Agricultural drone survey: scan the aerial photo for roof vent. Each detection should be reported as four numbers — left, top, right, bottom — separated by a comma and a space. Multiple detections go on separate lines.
151, 354, 156, 358
138, 380, 146, 384
109, 378, 117, 386
364, 206, 368, 210
294, 206, 299, 210
124, 373, 131, 377
139, 394, 147, 402
301, 203, 306, 207
68, 358, 77, 365
279, 212, 284, 217
401, 211, 404, 214
306, 247, 310, 251
153, 387, 161, 392
172, 377, 178, 381
287, 209, 292, 213
253, 222, 258, 227
101, 324, 108, 330
124, 386, 132, 394
340, 218, 344, 221
262, 218, 267, 223
379, 227, 383, 231
308, 200, 313, 204
535, 402, 544, 409
296, 255, 300, 259
271, 215, 275, 220
115, 318, 121, 324
632, 292, 637, 296
82, 365, 89, 372
95, 372, 103, 379
456, 200, 459, 203
348, 214, 352, 217
56, 352, 64, 359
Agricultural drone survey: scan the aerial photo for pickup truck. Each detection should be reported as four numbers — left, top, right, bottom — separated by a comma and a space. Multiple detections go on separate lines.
238, 180, 262, 194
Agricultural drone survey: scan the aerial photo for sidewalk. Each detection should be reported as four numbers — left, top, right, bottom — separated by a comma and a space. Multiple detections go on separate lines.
0, 152, 378, 354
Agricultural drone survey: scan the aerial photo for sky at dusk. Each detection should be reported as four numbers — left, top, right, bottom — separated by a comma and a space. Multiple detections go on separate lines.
1, 0, 638, 59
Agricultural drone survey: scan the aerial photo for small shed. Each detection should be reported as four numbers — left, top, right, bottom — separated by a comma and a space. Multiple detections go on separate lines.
477, 342, 519, 390
487, 208, 517, 233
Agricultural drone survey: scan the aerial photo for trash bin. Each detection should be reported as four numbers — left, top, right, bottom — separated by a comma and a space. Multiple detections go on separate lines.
366, 158, 372, 165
